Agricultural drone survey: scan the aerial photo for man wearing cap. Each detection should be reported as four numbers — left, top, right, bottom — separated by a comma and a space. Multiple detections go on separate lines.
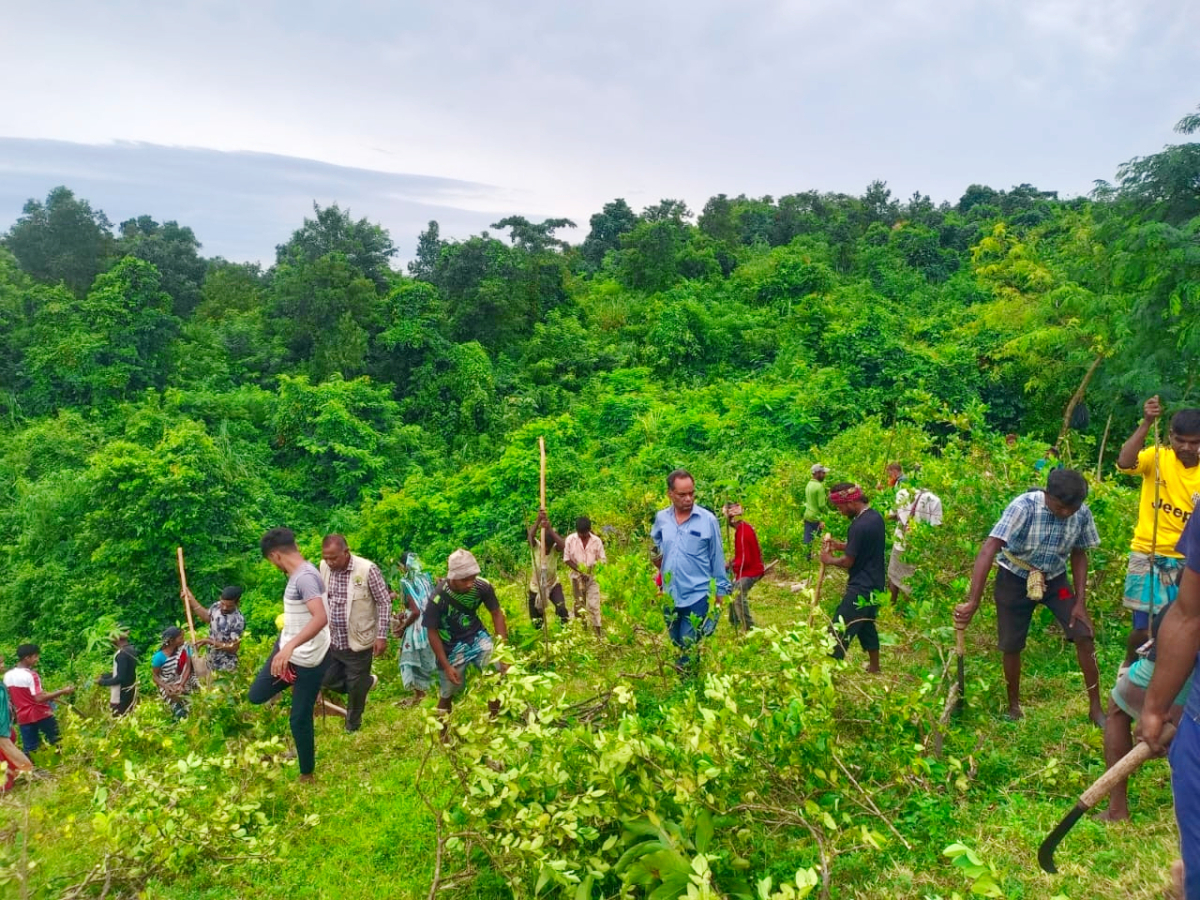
424, 549, 510, 720
184, 585, 246, 673
723, 502, 765, 634
652, 469, 732, 672
3, 644, 73, 754
319, 534, 391, 733
820, 483, 887, 672
954, 469, 1105, 726
804, 465, 830, 560
563, 517, 607, 637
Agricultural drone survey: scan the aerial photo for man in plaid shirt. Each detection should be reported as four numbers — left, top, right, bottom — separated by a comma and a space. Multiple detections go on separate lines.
319, 534, 392, 732
955, 469, 1106, 726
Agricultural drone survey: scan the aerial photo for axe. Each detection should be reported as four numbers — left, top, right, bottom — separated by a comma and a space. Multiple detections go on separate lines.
1038, 722, 1176, 873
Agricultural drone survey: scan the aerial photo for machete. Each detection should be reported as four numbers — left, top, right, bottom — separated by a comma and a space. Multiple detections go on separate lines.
954, 626, 966, 714
1038, 721, 1176, 873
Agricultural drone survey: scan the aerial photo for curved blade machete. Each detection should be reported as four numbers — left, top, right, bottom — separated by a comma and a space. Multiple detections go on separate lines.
1038, 722, 1175, 873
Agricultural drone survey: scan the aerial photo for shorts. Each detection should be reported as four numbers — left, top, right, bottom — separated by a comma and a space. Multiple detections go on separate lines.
1111, 657, 1192, 719
1123, 552, 1183, 614
438, 630, 497, 699
994, 566, 1094, 653
887, 547, 916, 595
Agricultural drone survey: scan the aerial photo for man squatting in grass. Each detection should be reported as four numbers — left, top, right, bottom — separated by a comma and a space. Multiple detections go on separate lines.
954, 469, 1106, 726
651, 469, 731, 673
249, 527, 331, 783
3, 643, 73, 756
820, 483, 886, 673
723, 502, 764, 634
527, 509, 572, 627
563, 516, 607, 637
803, 464, 829, 560
1115, 396, 1200, 669
319, 534, 391, 733
1141, 512, 1200, 900
424, 549, 510, 725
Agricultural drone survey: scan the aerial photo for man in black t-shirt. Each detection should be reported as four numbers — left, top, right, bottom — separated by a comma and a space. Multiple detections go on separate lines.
423, 548, 510, 721
819, 482, 887, 672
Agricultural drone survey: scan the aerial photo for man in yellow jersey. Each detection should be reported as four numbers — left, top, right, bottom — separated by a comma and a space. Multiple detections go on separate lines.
1116, 396, 1200, 668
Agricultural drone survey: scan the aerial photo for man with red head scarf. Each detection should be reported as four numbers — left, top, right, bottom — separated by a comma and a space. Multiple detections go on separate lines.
820, 483, 887, 673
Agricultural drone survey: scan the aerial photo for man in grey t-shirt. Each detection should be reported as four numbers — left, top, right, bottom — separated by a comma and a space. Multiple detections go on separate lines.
248, 528, 332, 783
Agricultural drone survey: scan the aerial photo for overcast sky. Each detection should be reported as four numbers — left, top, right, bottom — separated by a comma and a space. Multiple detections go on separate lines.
1, 0, 1196, 263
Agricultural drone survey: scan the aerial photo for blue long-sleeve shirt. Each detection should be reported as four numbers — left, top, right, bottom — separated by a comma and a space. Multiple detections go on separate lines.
652, 505, 733, 608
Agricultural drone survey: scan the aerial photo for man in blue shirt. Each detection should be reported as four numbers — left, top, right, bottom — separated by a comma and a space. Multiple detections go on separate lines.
651, 469, 731, 673
954, 468, 1104, 726
1142, 513, 1200, 899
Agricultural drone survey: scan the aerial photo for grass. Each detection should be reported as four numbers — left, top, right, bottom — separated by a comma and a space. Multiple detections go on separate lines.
0, 563, 1184, 900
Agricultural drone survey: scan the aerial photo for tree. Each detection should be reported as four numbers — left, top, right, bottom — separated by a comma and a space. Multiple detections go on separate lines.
118, 216, 208, 317
408, 220, 443, 280
275, 202, 397, 289
641, 199, 691, 223
581, 199, 638, 269
491, 216, 576, 252
698, 194, 737, 244
23, 257, 178, 410
4, 186, 114, 295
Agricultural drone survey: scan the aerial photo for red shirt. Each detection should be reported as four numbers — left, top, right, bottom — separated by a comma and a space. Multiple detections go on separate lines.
3, 667, 53, 725
731, 521, 765, 579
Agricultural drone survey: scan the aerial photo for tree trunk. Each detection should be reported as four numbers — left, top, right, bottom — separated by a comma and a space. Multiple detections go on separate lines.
1057, 352, 1105, 450
1095, 411, 1114, 482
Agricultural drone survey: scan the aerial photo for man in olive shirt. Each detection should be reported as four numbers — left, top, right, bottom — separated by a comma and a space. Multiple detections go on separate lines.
804, 464, 830, 560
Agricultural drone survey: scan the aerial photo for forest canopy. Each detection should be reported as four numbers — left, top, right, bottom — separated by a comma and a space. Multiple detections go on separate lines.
2, 114, 1199, 660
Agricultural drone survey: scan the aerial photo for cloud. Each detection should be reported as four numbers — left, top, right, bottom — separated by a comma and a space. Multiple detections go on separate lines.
0, 0, 1196, 246
0, 139, 546, 263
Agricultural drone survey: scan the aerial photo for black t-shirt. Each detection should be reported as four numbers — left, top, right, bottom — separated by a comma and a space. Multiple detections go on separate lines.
422, 578, 500, 646
845, 507, 886, 596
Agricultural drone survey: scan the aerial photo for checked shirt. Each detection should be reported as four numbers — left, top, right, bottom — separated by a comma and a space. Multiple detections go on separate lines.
990, 489, 1100, 581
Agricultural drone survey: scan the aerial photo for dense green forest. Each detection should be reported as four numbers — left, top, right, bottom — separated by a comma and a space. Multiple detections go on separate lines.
1, 110, 1199, 899
2, 114, 1198, 657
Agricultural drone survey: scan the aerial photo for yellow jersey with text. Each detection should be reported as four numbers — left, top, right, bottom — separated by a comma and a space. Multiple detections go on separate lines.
1119, 447, 1200, 557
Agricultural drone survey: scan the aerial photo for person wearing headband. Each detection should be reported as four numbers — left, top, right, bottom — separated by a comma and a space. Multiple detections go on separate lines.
820, 483, 886, 672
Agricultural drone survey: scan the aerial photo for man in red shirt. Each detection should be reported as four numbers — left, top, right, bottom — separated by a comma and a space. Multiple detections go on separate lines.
3, 644, 74, 754
723, 503, 766, 634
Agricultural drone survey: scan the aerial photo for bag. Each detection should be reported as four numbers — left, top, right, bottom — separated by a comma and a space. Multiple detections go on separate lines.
1027, 570, 1046, 601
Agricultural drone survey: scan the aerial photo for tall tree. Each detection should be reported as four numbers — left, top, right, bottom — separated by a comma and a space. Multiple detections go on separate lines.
119, 216, 207, 317
581, 199, 638, 268
4, 186, 114, 295
408, 220, 443, 281
275, 202, 397, 289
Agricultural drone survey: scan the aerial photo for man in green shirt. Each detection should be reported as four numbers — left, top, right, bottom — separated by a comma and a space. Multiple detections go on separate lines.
804, 464, 830, 559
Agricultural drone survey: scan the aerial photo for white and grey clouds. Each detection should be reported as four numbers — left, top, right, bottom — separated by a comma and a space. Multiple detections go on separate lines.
1, 0, 1196, 262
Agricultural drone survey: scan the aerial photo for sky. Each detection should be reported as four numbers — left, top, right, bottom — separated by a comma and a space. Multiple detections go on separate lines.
0, 0, 1196, 263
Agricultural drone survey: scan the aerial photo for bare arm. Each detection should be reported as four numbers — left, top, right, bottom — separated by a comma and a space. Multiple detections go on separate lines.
1143, 566, 1200, 750
954, 536, 1004, 628
183, 588, 212, 623
271, 596, 327, 677
489, 606, 509, 642
1116, 396, 1160, 470
32, 684, 75, 702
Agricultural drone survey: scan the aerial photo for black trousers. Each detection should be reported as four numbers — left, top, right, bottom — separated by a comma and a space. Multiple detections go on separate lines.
830, 589, 880, 659
248, 644, 331, 776
528, 584, 570, 626
322, 647, 375, 730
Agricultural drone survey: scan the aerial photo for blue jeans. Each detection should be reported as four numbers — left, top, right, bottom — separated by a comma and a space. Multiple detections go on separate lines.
1171, 713, 1200, 899
19, 717, 59, 754
667, 598, 709, 671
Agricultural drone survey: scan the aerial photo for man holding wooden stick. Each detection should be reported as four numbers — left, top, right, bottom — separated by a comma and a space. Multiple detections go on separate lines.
1115, 397, 1200, 669
527, 510, 571, 628
652, 469, 731, 674
820, 483, 886, 672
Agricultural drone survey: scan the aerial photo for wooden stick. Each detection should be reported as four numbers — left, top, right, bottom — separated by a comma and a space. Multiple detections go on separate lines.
954, 625, 966, 714
178, 547, 197, 645
808, 535, 831, 627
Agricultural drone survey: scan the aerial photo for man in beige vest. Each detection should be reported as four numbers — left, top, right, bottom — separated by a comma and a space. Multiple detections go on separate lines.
319, 534, 391, 732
